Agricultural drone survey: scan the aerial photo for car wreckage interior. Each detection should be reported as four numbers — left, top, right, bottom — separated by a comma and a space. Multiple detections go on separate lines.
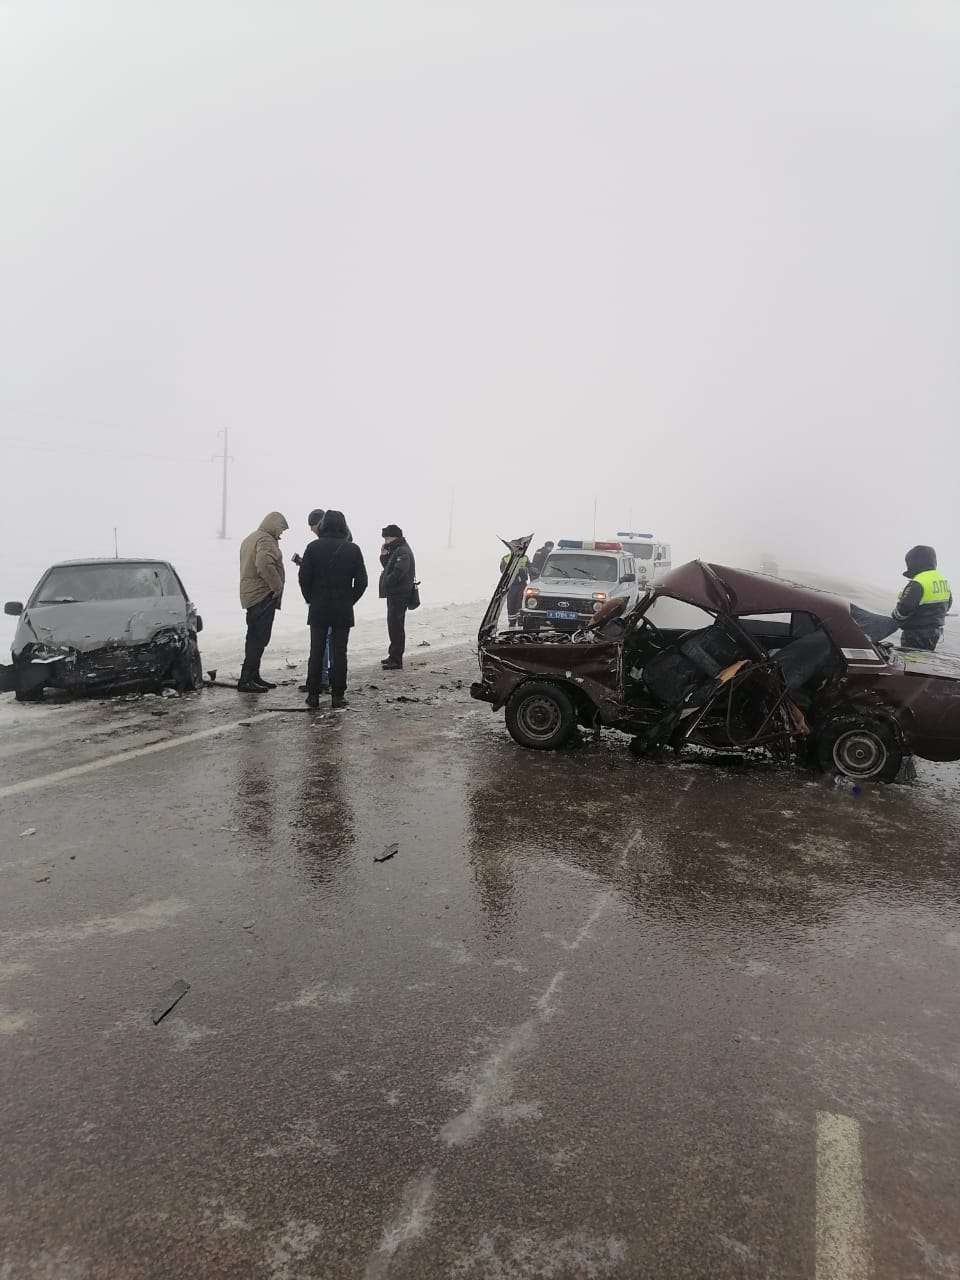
488, 586, 860, 760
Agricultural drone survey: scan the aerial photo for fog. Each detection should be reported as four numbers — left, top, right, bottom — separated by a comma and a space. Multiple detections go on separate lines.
2, 1, 958, 623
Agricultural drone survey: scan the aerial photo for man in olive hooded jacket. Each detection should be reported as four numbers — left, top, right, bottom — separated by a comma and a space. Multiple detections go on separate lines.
238, 511, 288, 691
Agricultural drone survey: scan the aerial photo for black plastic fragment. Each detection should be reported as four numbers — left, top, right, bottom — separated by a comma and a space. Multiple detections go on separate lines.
374, 843, 399, 864
151, 979, 190, 1025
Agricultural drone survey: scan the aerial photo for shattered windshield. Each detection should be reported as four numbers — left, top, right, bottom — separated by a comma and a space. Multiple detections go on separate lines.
35, 563, 182, 604
631, 544, 655, 560
541, 553, 618, 582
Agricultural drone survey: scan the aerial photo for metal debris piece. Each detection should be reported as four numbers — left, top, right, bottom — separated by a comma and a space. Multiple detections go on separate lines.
20, 828, 37, 838
418, 641, 431, 647
151, 979, 190, 1025
241, 920, 256, 930
374, 843, 399, 864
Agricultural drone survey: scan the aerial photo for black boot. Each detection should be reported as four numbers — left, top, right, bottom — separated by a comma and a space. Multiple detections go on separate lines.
331, 695, 349, 710
305, 692, 320, 710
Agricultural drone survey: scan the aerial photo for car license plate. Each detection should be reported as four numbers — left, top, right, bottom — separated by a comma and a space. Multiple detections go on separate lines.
546, 610, 578, 621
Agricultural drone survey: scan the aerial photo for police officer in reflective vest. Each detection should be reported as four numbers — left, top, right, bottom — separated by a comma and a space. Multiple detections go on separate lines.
500, 551, 529, 627
893, 545, 952, 651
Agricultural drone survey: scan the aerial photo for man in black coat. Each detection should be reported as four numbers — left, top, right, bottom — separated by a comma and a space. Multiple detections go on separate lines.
298, 510, 368, 709
379, 524, 415, 670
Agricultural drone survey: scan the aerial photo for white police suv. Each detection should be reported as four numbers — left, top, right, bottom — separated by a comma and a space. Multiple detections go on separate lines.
521, 540, 642, 633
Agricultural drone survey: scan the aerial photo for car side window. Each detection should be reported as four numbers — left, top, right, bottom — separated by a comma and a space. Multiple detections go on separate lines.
155, 564, 185, 597
642, 597, 715, 632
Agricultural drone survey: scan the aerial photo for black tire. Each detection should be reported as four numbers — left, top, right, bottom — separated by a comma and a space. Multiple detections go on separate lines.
816, 715, 903, 783
176, 638, 204, 693
15, 684, 44, 703
505, 681, 578, 750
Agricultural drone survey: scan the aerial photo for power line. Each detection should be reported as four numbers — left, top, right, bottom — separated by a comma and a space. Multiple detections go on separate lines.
5, 441, 211, 464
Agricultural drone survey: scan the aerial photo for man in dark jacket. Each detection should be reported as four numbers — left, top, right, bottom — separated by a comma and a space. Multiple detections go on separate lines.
500, 550, 529, 626
298, 510, 368, 709
293, 509, 330, 693
529, 541, 555, 579
893, 545, 952, 651
379, 524, 415, 670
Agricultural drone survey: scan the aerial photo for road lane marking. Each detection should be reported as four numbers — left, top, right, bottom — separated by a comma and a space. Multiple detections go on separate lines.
363, 1172, 437, 1280
562, 889, 614, 951
440, 970, 566, 1148
816, 1111, 870, 1280
0, 714, 275, 800
364, 825, 642, 1276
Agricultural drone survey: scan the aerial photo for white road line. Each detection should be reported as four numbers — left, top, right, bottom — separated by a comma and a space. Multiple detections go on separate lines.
816, 1111, 870, 1280
561, 889, 614, 951
0, 714, 275, 800
363, 1172, 437, 1280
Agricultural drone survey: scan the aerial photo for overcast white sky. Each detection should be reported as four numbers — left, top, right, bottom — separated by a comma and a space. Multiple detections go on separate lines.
1, 0, 958, 606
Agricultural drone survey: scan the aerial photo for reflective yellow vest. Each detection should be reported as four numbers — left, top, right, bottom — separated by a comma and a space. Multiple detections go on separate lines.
900, 570, 952, 605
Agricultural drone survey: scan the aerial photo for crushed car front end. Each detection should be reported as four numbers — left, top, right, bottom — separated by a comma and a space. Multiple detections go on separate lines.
2, 560, 203, 700
472, 537, 626, 746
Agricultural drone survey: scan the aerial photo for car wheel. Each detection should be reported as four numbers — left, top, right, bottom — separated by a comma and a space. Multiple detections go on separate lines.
15, 684, 44, 703
505, 681, 577, 750
816, 715, 903, 783
176, 638, 204, 692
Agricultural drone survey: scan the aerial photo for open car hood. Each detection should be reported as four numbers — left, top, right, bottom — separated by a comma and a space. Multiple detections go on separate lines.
478, 535, 533, 643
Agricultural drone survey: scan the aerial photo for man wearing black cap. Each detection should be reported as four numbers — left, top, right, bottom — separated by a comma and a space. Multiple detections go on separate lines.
298, 510, 368, 709
379, 524, 416, 670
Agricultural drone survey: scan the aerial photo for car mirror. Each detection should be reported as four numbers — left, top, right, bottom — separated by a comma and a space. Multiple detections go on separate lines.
4, 602, 23, 617
195, 615, 204, 633
621, 573, 636, 584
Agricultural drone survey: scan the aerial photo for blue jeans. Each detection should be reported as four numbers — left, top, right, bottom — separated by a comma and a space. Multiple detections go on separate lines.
321, 633, 331, 685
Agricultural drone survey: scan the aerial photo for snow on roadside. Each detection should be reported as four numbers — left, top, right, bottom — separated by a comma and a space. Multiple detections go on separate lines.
202, 599, 484, 682
0, 599, 485, 733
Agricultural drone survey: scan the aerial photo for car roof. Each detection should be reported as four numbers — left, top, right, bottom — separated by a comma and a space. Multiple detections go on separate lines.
655, 560, 871, 647
45, 558, 173, 568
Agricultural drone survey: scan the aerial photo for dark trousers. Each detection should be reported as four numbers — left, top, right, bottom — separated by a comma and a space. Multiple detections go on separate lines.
387, 596, 408, 663
901, 626, 942, 651
309, 623, 350, 696
507, 580, 524, 625
242, 597, 277, 678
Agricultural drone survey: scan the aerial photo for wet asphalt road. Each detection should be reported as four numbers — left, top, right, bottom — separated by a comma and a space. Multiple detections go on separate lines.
1, 649, 959, 1279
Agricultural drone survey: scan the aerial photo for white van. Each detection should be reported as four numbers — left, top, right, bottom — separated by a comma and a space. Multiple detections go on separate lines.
616, 533, 672, 587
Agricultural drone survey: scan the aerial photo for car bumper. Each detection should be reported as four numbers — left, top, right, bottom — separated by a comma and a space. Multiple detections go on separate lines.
4, 636, 191, 696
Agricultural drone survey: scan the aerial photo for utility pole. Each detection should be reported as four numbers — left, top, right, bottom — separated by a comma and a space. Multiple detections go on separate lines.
447, 490, 455, 549
593, 495, 598, 541
214, 429, 234, 539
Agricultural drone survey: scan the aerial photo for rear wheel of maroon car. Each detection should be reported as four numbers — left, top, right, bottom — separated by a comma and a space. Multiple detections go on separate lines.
817, 715, 904, 783
505, 682, 578, 751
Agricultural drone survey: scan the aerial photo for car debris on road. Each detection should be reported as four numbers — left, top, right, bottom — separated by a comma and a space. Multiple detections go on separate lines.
151, 979, 191, 1025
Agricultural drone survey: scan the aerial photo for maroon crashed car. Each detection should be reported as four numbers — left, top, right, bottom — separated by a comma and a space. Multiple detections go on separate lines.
471, 538, 960, 781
